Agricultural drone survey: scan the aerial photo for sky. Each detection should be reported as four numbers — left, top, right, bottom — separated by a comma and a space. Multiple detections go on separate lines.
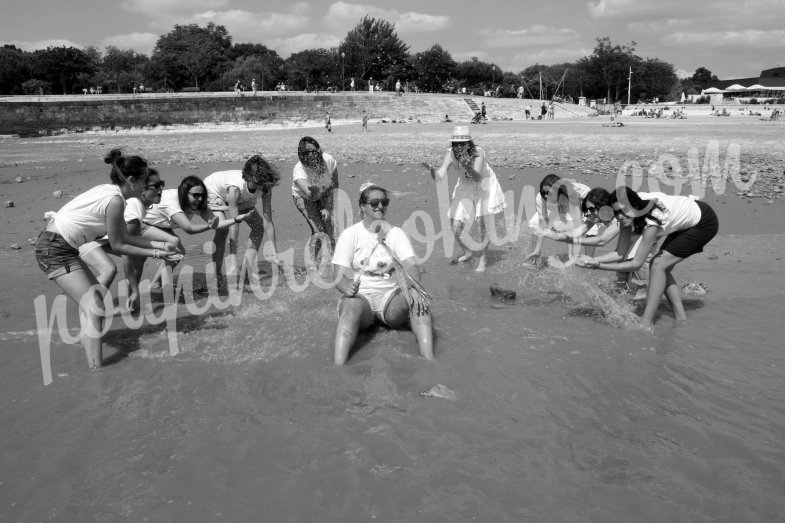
2, 0, 784, 80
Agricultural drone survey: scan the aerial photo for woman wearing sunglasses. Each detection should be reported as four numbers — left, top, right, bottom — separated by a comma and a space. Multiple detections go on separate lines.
526, 174, 598, 263
143, 175, 254, 289
34, 149, 179, 369
77, 168, 181, 311
291, 136, 339, 268
576, 187, 718, 328
331, 182, 434, 365
425, 125, 506, 272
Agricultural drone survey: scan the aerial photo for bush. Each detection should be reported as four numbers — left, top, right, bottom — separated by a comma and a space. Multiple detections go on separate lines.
21, 79, 52, 95
748, 98, 759, 104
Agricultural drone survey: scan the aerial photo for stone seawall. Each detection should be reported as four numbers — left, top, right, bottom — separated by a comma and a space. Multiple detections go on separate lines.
0, 92, 596, 136
0, 93, 466, 136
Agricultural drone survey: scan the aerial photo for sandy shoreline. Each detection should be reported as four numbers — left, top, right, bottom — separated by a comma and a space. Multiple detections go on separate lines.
2, 118, 784, 521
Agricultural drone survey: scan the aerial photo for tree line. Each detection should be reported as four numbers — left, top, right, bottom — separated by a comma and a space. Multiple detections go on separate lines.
0, 16, 715, 103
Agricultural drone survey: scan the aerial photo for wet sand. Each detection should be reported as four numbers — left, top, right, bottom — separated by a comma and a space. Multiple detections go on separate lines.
1, 118, 784, 521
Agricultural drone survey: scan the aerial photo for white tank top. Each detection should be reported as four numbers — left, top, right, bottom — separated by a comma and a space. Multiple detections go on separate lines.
204, 170, 257, 209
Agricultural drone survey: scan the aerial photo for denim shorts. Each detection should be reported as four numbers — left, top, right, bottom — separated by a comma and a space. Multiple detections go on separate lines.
35, 231, 85, 279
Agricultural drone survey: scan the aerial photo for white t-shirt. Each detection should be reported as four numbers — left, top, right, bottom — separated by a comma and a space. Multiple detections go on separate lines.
77, 197, 152, 255
332, 222, 415, 294
528, 181, 591, 231
291, 153, 338, 198
204, 170, 258, 210
644, 193, 701, 236
52, 184, 124, 249
144, 189, 192, 229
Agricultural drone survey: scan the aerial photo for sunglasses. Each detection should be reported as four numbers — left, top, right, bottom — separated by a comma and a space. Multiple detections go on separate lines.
146, 181, 165, 190
189, 191, 206, 199
367, 198, 390, 208
583, 205, 597, 215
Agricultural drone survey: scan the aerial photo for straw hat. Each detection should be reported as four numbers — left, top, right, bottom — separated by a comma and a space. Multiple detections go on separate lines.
451, 125, 471, 142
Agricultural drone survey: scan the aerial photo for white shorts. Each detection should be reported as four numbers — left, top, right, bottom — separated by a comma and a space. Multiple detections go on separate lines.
339, 287, 400, 326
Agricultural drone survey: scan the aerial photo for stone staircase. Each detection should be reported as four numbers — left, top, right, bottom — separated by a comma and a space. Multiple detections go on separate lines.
464, 98, 481, 115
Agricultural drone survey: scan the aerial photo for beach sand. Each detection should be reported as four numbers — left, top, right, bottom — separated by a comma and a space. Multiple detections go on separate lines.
1, 118, 784, 521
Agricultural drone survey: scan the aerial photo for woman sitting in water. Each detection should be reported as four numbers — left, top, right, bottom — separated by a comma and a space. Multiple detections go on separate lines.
575, 187, 719, 328
526, 174, 599, 262
144, 175, 254, 289
34, 149, 179, 369
331, 182, 434, 365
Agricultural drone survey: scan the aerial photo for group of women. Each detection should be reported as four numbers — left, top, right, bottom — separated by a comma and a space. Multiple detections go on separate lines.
35, 126, 718, 371
526, 174, 719, 329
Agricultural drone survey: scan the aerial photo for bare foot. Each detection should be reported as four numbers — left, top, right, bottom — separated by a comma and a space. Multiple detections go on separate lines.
450, 253, 473, 264
475, 260, 486, 272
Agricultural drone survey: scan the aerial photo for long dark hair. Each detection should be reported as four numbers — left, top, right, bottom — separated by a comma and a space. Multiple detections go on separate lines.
104, 148, 148, 185
610, 186, 664, 235
297, 136, 326, 178
242, 155, 280, 193
581, 187, 612, 215
178, 175, 208, 212
451, 139, 478, 163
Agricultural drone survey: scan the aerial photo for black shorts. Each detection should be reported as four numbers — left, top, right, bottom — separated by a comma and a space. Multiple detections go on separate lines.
660, 201, 718, 259
35, 230, 85, 279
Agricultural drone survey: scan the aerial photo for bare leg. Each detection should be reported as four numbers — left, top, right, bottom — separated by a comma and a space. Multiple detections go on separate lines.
384, 294, 434, 360
663, 269, 687, 321
53, 268, 105, 368
81, 246, 117, 289
211, 218, 230, 286
476, 215, 490, 272
450, 219, 472, 263
334, 297, 374, 364
243, 212, 265, 279
641, 251, 684, 328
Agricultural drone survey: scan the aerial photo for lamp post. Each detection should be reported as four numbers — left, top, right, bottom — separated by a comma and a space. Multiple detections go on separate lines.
341, 52, 345, 91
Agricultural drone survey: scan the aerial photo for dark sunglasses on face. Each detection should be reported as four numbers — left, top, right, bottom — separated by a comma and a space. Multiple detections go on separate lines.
583, 206, 597, 215
367, 198, 390, 208
147, 181, 165, 190
189, 191, 206, 199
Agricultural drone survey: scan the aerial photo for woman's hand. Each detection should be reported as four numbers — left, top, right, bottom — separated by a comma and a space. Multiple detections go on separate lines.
575, 256, 598, 269
408, 288, 430, 316
320, 208, 331, 222
126, 289, 140, 314
235, 209, 256, 223
524, 252, 541, 264
345, 280, 360, 297
421, 162, 436, 180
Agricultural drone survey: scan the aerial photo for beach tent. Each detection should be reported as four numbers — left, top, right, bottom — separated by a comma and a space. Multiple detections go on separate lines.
725, 84, 747, 91
702, 87, 723, 94
680, 91, 686, 102
747, 84, 766, 90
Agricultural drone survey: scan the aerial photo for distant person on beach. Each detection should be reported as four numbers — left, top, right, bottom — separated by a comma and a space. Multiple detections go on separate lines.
204, 157, 281, 287
144, 176, 253, 289
481, 102, 487, 120
251, 78, 258, 95
525, 105, 532, 119
324, 112, 332, 133
442, 114, 451, 122
350, 77, 355, 91
576, 187, 719, 329
424, 125, 507, 272
362, 111, 369, 131
34, 149, 178, 369
526, 174, 597, 263
395, 79, 402, 96
331, 182, 434, 365
292, 136, 339, 268
78, 168, 179, 312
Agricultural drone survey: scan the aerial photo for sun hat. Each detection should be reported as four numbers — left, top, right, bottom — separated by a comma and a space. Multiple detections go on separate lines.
451, 125, 471, 142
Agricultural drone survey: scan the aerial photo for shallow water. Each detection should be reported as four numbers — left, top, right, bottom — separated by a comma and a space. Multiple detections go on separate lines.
2, 159, 785, 521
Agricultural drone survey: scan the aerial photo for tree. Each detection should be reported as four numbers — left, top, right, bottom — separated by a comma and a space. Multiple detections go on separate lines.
0, 45, 31, 95
285, 49, 335, 90
457, 57, 498, 91
413, 44, 456, 92
339, 16, 409, 84
100, 46, 148, 93
224, 43, 285, 90
152, 23, 232, 90
30, 46, 95, 94
583, 37, 639, 102
692, 66, 719, 84
635, 58, 678, 102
